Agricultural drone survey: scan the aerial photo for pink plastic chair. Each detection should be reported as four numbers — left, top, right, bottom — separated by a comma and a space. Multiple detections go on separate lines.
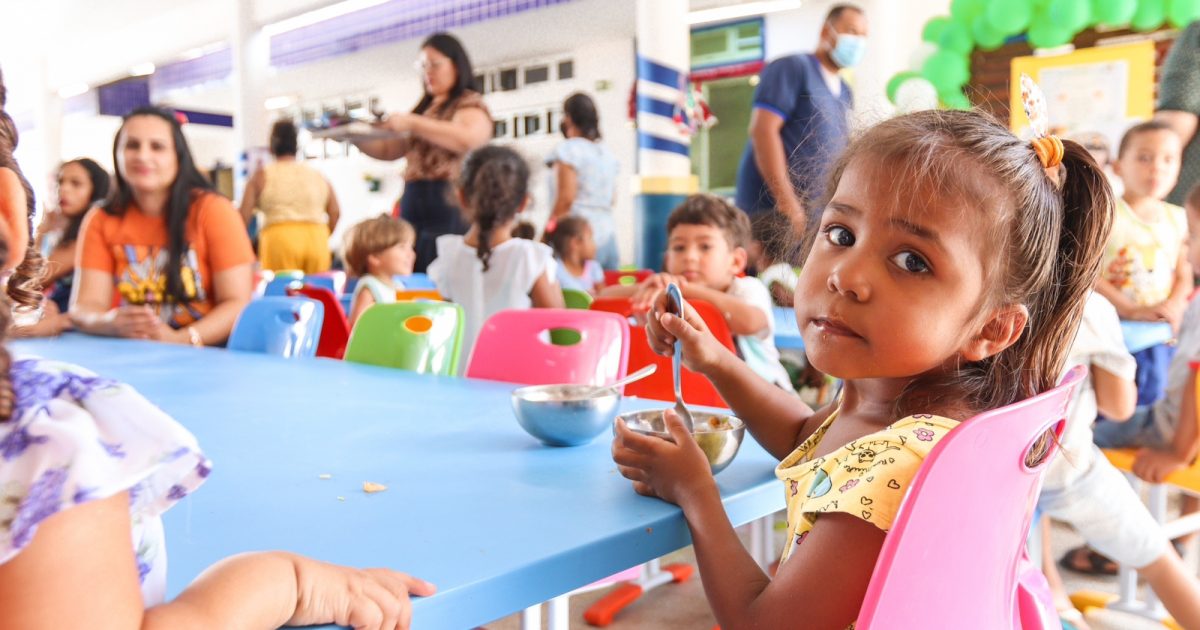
465, 309, 629, 387
855, 366, 1085, 630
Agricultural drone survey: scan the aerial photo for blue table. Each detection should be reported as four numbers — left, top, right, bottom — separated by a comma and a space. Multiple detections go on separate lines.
12, 335, 783, 629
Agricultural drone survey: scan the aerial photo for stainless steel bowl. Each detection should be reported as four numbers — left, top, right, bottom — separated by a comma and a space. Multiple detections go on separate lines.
511, 384, 622, 447
616, 409, 746, 474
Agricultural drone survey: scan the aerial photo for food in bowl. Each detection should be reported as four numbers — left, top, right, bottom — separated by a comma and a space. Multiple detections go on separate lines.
616, 409, 745, 474
511, 384, 622, 447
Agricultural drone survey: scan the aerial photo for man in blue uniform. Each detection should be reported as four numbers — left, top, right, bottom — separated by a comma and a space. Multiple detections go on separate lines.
735, 4, 867, 235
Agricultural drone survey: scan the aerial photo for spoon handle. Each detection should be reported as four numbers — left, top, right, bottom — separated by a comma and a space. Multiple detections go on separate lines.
666, 283, 685, 401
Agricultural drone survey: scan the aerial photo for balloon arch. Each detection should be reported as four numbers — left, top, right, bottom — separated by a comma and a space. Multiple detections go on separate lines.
887, 0, 1200, 112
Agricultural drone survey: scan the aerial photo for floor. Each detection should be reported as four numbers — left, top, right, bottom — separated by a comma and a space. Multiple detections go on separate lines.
483, 518, 1191, 630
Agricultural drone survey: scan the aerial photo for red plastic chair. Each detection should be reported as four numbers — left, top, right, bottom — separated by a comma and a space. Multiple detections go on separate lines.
854, 366, 1085, 630
286, 284, 350, 360
465, 308, 628, 386
590, 297, 734, 408
602, 269, 653, 287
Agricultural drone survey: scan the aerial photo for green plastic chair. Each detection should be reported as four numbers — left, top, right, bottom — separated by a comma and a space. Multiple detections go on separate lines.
343, 302, 464, 376
561, 288, 593, 310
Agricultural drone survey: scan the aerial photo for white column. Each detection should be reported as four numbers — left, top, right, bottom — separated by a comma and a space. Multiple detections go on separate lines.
230, 0, 271, 201
634, 0, 691, 178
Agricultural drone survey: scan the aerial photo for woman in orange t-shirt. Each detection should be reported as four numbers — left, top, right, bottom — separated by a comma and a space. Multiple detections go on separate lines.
71, 107, 254, 346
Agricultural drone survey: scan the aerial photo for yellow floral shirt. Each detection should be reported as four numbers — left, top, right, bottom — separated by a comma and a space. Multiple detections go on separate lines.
775, 411, 958, 563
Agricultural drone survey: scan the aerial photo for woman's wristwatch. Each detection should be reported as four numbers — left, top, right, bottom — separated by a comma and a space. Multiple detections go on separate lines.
186, 326, 203, 347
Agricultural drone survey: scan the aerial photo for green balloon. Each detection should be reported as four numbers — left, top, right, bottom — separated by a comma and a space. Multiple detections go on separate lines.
939, 19, 975, 54
1028, 19, 1074, 47
1050, 0, 1092, 31
988, 0, 1034, 35
941, 90, 972, 111
951, 0, 986, 23
887, 71, 923, 103
922, 16, 953, 43
973, 14, 1007, 49
1132, 0, 1166, 30
1168, 0, 1200, 27
923, 49, 971, 92
1091, 0, 1137, 25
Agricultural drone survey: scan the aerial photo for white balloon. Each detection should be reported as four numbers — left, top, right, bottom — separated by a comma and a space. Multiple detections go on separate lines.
909, 42, 938, 71
895, 77, 940, 113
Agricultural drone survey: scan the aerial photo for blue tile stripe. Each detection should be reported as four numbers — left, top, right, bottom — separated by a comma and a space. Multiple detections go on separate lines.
636, 55, 684, 89
638, 132, 689, 157
636, 94, 675, 119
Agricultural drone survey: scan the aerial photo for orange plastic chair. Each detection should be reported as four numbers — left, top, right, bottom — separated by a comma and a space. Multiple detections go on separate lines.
590, 297, 734, 408
464, 308, 628, 386
602, 269, 653, 287
286, 284, 350, 360
396, 289, 443, 302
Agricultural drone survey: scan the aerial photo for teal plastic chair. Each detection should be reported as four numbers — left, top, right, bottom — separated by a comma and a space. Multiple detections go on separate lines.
228, 296, 324, 358
561, 288, 593, 310
343, 302, 464, 376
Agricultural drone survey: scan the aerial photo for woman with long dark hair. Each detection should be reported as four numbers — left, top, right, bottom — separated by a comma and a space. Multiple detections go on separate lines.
36, 158, 110, 313
351, 32, 492, 273
70, 106, 255, 346
546, 92, 619, 269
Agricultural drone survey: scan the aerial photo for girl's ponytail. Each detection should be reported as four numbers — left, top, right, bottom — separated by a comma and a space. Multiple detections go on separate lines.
458, 146, 531, 272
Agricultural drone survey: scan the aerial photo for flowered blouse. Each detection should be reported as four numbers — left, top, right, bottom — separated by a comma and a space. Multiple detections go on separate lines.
0, 357, 209, 605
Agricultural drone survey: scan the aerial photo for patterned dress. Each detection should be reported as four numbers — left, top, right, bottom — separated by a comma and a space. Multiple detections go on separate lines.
0, 357, 209, 605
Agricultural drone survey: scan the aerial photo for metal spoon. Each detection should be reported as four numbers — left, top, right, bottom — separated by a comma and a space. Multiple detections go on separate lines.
603, 364, 657, 394
665, 283, 696, 432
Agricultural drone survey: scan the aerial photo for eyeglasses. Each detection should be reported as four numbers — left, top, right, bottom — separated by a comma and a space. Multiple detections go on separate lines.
413, 58, 448, 73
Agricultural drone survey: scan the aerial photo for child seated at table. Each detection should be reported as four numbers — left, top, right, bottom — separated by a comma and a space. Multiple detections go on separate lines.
600, 194, 792, 390
610, 108, 1200, 628
1038, 292, 1200, 627
427, 145, 562, 364
343, 214, 416, 328
1097, 121, 1192, 407
546, 215, 604, 296
749, 211, 798, 307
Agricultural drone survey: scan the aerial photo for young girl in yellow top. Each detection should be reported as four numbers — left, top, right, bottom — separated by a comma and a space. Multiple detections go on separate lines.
612, 108, 1142, 628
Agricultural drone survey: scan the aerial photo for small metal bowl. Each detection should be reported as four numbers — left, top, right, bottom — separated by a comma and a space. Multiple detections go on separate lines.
511, 384, 622, 447
617, 409, 746, 474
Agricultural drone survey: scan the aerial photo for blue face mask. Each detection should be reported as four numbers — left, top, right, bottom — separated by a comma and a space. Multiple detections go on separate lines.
830, 33, 866, 68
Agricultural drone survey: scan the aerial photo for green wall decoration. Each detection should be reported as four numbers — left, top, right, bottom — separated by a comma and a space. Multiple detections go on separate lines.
888, 0, 1200, 111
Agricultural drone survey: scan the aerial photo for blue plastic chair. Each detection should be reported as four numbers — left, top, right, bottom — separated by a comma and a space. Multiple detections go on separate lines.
228, 297, 324, 358
397, 272, 436, 290
263, 277, 303, 297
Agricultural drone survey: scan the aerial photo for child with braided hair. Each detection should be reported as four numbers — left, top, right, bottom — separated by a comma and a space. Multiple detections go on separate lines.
427, 145, 563, 364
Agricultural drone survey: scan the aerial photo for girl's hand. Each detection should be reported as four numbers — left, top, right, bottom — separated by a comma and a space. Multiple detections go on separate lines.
612, 408, 716, 507
1131, 448, 1188, 484
289, 556, 437, 630
645, 291, 728, 375
111, 306, 160, 339
1154, 299, 1187, 332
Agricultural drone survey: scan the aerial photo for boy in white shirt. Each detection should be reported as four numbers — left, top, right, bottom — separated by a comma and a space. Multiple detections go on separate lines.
601, 194, 792, 389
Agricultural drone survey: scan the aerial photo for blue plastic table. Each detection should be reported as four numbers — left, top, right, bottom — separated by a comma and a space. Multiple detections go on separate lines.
11, 335, 784, 629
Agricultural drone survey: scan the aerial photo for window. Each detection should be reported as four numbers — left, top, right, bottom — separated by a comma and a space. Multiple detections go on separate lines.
498, 68, 518, 91
523, 113, 542, 136
524, 65, 549, 85
690, 18, 764, 70
557, 60, 574, 80
493, 118, 509, 139
473, 73, 487, 93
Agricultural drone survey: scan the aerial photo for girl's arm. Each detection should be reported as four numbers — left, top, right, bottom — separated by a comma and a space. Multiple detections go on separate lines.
347, 288, 377, 329
0, 491, 434, 630
679, 284, 768, 336
238, 170, 264, 226
391, 108, 492, 156
613, 413, 883, 630
350, 136, 410, 162
325, 180, 341, 233
43, 242, 75, 284
70, 269, 158, 339
530, 274, 565, 309
647, 295, 812, 459
551, 163, 577, 219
